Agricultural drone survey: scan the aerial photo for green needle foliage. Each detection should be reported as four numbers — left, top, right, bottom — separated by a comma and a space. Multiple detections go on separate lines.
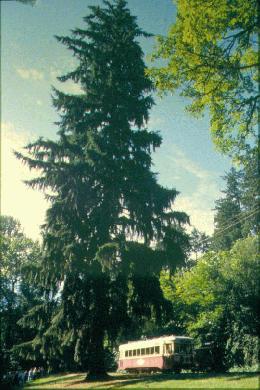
212, 168, 244, 251
16, 0, 189, 378
149, 0, 259, 159
212, 149, 259, 251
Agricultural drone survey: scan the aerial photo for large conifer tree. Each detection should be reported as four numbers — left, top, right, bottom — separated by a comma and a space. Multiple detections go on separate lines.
16, 0, 188, 378
212, 168, 243, 251
212, 156, 259, 252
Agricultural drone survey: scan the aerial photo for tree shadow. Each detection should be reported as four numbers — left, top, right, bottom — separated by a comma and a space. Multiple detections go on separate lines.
25, 371, 259, 389
225, 372, 259, 381
92, 372, 259, 388
25, 374, 84, 387
68, 373, 144, 388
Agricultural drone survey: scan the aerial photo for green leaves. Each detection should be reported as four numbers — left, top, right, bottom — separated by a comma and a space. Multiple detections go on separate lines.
149, 0, 259, 159
161, 235, 260, 369
0, 216, 44, 372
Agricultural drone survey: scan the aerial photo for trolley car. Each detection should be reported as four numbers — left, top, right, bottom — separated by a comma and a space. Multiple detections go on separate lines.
118, 335, 194, 373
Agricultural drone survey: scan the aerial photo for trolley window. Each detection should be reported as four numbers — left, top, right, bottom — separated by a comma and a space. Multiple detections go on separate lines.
133, 349, 136, 356
129, 350, 132, 357
137, 349, 140, 356
174, 342, 192, 354
165, 343, 172, 354
145, 347, 150, 355
150, 347, 154, 354
141, 348, 145, 355
125, 350, 129, 357
155, 346, 160, 354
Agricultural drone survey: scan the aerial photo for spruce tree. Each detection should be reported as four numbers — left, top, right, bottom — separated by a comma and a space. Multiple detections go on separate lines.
212, 168, 243, 251
240, 147, 260, 236
212, 158, 259, 252
16, 0, 188, 378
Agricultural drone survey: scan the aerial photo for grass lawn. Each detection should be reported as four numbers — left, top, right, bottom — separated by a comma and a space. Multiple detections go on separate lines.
24, 371, 259, 389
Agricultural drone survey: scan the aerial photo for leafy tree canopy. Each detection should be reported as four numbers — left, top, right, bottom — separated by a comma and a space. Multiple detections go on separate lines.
149, 0, 259, 159
0, 216, 42, 377
161, 235, 260, 370
161, 237, 260, 369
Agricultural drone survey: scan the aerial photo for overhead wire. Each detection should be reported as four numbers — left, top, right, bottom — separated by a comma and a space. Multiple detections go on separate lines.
212, 203, 259, 227
147, 102, 260, 247
191, 206, 260, 246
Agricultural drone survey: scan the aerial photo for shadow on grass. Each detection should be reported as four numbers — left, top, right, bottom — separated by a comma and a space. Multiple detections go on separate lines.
86, 372, 260, 389
67, 373, 143, 388
224, 372, 259, 381
25, 374, 84, 387
25, 371, 259, 389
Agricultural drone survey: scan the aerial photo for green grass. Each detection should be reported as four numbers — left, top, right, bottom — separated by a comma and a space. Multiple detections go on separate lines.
24, 371, 259, 389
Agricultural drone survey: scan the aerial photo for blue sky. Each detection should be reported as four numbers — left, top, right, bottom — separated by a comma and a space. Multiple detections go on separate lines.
1, 0, 231, 239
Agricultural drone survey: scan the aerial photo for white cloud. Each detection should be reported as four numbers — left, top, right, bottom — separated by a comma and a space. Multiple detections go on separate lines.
16, 67, 44, 81
169, 147, 211, 180
50, 66, 61, 81
61, 81, 83, 95
168, 145, 219, 235
148, 116, 164, 129
50, 66, 83, 95
1, 122, 48, 240
1, 122, 218, 238
174, 195, 215, 235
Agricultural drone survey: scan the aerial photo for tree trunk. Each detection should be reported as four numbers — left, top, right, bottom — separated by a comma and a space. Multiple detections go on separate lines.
85, 275, 110, 381
85, 325, 111, 381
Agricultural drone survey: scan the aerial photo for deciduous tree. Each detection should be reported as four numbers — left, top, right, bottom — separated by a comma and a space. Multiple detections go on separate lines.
149, 0, 259, 158
0, 216, 42, 379
161, 236, 260, 370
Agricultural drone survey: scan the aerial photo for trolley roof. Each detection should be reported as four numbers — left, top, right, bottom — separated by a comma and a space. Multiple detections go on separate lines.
119, 335, 193, 350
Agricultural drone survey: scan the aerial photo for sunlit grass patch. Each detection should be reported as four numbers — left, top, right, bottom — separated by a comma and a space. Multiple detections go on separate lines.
24, 371, 260, 389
